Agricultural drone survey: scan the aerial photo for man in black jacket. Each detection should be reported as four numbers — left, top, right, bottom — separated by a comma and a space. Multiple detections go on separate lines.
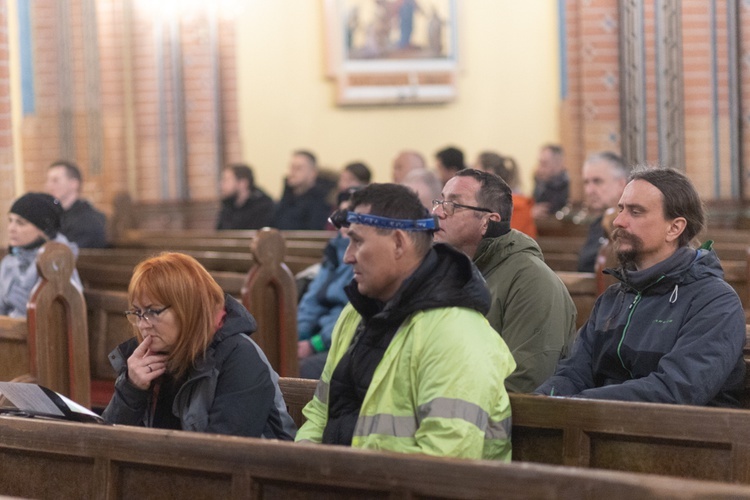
532, 144, 569, 218
216, 164, 274, 230
273, 150, 332, 230
536, 167, 746, 406
45, 160, 107, 248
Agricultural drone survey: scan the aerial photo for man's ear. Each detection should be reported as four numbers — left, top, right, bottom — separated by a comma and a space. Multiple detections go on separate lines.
665, 217, 687, 243
392, 229, 409, 259
481, 213, 502, 236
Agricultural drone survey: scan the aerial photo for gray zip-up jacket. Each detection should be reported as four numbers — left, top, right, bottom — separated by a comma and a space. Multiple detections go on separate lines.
102, 294, 296, 439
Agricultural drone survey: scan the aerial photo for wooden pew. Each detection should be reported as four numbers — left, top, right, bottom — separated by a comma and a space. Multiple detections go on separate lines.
537, 235, 587, 272
1, 415, 750, 499
511, 394, 750, 483
241, 229, 299, 378
86, 229, 300, 408
556, 271, 597, 329
86, 288, 130, 408
0, 242, 90, 407
112, 228, 332, 273
275, 377, 750, 484
116, 228, 336, 246
0, 317, 29, 382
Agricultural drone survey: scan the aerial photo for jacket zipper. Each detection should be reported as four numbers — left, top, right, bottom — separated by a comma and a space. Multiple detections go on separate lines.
617, 293, 641, 378
616, 275, 666, 378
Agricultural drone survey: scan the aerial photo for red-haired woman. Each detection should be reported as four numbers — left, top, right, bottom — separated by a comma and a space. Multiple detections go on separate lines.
102, 252, 296, 439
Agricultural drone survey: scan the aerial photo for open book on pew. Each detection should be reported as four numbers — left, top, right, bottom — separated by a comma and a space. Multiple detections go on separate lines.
0, 382, 104, 424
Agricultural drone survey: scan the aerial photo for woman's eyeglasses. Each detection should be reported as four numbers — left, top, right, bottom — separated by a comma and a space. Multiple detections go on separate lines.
124, 306, 171, 325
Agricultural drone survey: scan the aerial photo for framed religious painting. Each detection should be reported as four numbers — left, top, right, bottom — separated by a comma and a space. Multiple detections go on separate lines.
323, 0, 459, 105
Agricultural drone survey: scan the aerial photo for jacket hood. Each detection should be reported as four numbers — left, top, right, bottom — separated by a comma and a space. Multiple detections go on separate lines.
473, 229, 544, 271
606, 246, 723, 295
214, 294, 258, 344
323, 234, 349, 267
346, 243, 490, 326
9, 233, 79, 262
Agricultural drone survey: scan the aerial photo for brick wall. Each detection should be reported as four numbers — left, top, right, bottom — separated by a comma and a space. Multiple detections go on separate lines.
0, 0, 13, 247
562, 0, 621, 202
5, 1, 748, 217
563, 0, 750, 202
9, 0, 240, 217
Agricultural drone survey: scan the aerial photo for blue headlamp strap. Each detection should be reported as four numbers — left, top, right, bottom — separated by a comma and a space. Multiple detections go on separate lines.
329, 209, 437, 231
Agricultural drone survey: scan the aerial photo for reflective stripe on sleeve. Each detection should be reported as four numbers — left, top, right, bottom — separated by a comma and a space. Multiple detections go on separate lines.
353, 397, 511, 440
418, 397, 511, 440
354, 414, 418, 438
484, 415, 511, 441
314, 379, 329, 405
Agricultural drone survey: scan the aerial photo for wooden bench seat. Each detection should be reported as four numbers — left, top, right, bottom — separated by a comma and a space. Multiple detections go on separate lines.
1, 414, 750, 499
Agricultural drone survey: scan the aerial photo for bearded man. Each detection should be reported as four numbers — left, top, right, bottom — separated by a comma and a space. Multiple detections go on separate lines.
536, 167, 746, 407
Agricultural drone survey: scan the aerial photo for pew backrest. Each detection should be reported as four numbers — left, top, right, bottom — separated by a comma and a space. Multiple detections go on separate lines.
511, 393, 750, 483
242, 229, 299, 377
1, 415, 750, 499
278, 377, 316, 428
275, 377, 750, 484
0, 316, 29, 381
25, 242, 91, 408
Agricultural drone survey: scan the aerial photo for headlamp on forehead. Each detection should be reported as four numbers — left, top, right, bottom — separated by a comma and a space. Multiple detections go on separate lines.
329, 209, 438, 232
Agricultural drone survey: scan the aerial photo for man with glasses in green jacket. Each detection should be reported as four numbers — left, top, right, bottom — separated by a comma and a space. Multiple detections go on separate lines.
434, 169, 577, 393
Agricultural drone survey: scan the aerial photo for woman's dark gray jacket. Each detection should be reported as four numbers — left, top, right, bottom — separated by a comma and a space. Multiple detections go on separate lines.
102, 294, 296, 439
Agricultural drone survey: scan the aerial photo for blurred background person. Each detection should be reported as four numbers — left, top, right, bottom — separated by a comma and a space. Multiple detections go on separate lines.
0, 193, 82, 317
392, 149, 426, 183
531, 144, 569, 219
434, 146, 466, 185
401, 167, 442, 211
337, 161, 372, 194
273, 150, 332, 230
577, 151, 630, 272
297, 188, 359, 379
45, 160, 107, 248
216, 163, 274, 230
475, 151, 537, 238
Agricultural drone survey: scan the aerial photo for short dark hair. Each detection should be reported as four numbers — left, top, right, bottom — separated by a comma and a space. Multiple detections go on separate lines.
344, 162, 371, 184
629, 167, 705, 247
542, 144, 564, 158
454, 169, 513, 222
436, 146, 465, 172
227, 163, 255, 190
293, 149, 317, 168
477, 152, 519, 188
349, 183, 433, 255
49, 159, 82, 183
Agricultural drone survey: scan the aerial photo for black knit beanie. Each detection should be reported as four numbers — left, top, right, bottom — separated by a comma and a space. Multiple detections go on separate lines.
10, 193, 63, 239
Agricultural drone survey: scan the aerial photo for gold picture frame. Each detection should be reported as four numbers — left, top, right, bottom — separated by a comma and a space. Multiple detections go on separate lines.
324, 0, 459, 106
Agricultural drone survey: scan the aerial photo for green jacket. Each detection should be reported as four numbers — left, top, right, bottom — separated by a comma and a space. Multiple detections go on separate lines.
474, 230, 577, 393
296, 297, 515, 460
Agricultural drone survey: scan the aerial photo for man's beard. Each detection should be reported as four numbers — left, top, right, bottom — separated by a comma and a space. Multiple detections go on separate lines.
612, 228, 644, 269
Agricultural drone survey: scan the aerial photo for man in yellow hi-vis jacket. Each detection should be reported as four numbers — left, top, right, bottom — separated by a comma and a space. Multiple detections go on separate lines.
295, 183, 516, 461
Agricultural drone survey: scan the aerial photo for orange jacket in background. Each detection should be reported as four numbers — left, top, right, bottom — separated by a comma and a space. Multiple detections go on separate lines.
510, 194, 537, 238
